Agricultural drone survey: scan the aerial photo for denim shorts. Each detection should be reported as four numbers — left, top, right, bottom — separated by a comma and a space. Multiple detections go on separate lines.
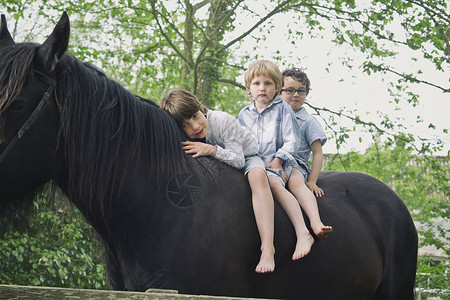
266, 165, 294, 186
291, 160, 309, 181
242, 154, 266, 176
266, 157, 311, 186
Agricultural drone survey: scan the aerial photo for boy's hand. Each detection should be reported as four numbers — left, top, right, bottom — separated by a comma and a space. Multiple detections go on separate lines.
266, 158, 287, 182
306, 182, 324, 197
182, 141, 217, 158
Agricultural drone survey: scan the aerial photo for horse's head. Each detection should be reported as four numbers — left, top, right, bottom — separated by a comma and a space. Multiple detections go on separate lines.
0, 12, 70, 205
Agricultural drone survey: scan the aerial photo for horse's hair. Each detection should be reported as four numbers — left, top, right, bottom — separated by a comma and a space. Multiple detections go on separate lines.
0, 43, 35, 112
0, 43, 51, 222
0, 43, 36, 143
0, 42, 196, 216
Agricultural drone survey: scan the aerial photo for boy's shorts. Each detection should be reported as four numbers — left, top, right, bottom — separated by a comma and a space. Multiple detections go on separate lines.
243, 155, 304, 186
242, 154, 266, 176
266, 159, 312, 186
291, 160, 309, 182
266, 165, 294, 187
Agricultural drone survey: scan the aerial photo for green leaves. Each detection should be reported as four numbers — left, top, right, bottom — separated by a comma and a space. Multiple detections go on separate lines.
0, 188, 107, 289
8, 0, 446, 155
324, 142, 449, 298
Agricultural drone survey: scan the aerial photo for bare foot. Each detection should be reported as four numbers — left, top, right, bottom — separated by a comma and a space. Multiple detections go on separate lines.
292, 233, 314, 260
313, 225, 333, 240
255, 248, 275, 273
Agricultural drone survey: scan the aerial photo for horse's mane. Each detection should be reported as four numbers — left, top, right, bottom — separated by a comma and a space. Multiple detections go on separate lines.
0, 42, 200, 214
0, 43, 35, 112
57, 52, 201, 210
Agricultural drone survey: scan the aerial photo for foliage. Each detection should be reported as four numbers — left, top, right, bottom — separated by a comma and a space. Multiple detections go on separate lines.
3, 0, 447, 156
324, 141, 449, 299
0, 185, 107, 289
416, 257, 450, 300
0, 0, 448, 295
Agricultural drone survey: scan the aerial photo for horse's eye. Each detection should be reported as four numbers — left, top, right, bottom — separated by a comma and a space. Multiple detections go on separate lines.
8, 100, 26, 112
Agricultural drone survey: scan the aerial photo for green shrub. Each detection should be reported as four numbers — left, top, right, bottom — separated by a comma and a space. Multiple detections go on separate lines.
0, 187, 107, 289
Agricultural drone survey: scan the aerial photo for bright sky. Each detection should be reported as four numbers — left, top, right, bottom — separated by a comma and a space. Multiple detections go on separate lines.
229, 4, 449, 156
10, 1, 450, 156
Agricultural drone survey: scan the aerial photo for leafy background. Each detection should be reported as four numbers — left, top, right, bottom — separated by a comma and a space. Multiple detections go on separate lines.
0, 0, 449, 299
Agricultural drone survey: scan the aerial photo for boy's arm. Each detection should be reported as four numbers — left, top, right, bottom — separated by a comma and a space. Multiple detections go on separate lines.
275, 106, 299, 165
183, 112, 246, 169
210, 113, 247, 169
268, 106, 299, 181
306, 139, 324, 197
183, 137, 246, 169
266, 157, 287, 181
215, 135, 246, 169
183, 141, 218, 158
266, 157, 284, 168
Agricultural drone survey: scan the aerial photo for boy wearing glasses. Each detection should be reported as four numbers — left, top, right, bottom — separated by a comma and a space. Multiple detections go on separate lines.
280, 67, 329, 203
239, 60, 331, 261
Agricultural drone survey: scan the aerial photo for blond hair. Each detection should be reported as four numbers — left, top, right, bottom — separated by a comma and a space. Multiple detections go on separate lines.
160, 89, 208, 128
244, 60, 282, 96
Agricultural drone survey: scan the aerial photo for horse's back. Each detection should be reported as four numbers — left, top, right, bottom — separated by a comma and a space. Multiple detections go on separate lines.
253, 171, 417, 299
321, 171, 417, 299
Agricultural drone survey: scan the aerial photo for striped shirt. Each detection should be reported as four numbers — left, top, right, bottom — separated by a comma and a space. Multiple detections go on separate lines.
206, 110, 259, 169
238, 96, 299, 166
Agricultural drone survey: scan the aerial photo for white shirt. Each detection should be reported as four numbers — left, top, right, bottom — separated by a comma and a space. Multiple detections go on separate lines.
238, 96, 298, 166
206, 110, 259, 169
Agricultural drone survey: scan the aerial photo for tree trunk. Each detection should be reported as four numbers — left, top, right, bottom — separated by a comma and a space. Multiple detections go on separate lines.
195, 1, 230, 107
181, 0, 194, 90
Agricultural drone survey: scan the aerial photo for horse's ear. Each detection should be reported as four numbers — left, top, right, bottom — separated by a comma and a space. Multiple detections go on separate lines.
0, 14, 15, 48
37, 11, 70, 72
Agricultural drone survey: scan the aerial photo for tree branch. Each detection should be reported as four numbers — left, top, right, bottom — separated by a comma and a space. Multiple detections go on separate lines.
149, 2, 191, 67
216, 0, 293, 54
365, 62, 450, 93
217, 78, 245, 89
305, 102, 442, 154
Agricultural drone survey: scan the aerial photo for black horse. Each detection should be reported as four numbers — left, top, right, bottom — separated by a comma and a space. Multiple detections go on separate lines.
0, 12, 417, 299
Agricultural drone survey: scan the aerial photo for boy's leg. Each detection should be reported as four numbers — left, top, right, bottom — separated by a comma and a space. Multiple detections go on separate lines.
268, 175, 314, 260
287, 168, 332, 239
247, 168, 275, 273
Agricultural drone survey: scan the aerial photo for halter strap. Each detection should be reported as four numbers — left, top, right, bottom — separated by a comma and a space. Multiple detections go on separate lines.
35, 70, 61, 112
0, 71, 56, 165
35, 70, 57, 87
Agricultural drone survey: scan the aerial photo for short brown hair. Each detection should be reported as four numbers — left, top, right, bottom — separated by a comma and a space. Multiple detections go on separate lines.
160, 89, 208, 128
244, 60, 282, 96
281, 68, 311, 95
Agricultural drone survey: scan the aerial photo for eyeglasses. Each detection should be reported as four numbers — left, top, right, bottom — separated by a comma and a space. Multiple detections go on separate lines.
280, 88, 307, 95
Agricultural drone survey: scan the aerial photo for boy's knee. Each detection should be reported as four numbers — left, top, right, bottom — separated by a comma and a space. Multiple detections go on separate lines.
288, 170, 305, 184
249, 167, 266, 177
291, 168, 305, 178
248, 167, 268, 181
268, 176, 283, 189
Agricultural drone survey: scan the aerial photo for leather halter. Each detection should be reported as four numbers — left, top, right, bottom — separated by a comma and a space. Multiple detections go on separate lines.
0, 71, 57, 165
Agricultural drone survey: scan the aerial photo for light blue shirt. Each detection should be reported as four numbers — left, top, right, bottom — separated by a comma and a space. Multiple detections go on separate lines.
206, 110, 259, 169
238, 96, 299, 166
293, 107, 327, 174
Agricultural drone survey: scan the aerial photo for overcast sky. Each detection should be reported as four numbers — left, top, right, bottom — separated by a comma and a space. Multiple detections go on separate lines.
230, 3, 449, 155
9, 2, 449, 155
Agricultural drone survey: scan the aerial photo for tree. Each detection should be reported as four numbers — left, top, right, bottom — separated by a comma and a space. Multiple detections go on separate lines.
4, 1, 447, 156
